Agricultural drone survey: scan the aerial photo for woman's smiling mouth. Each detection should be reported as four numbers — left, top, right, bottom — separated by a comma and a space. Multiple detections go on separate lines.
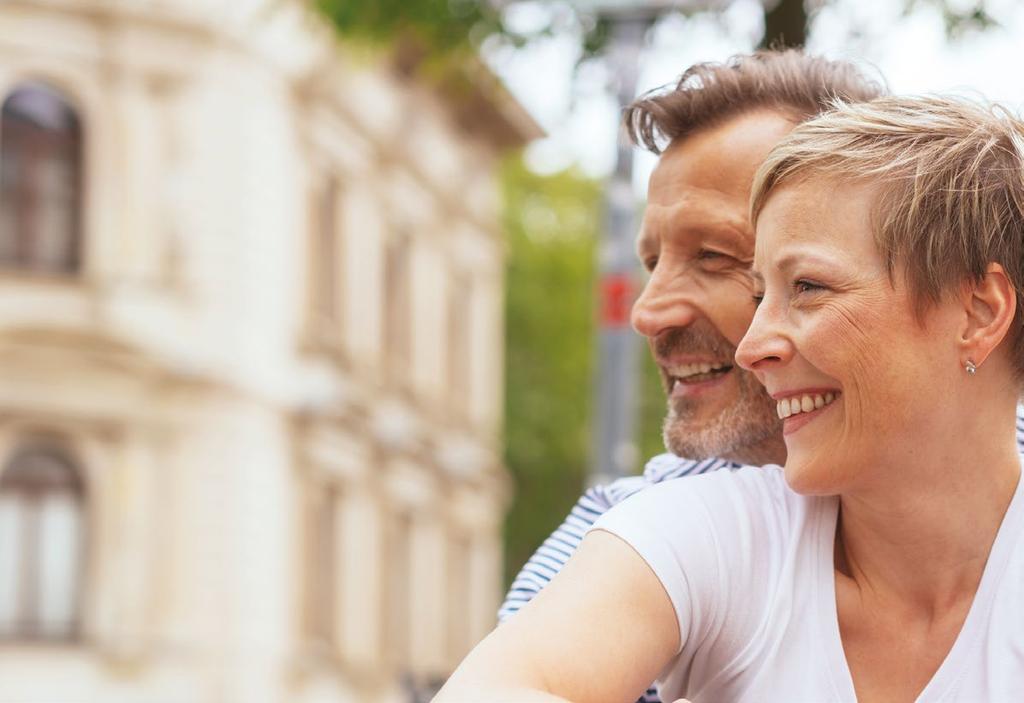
774, 390, 841, 435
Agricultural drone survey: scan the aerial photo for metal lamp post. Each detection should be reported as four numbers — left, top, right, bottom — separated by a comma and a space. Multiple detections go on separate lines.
573, 0, 667, 487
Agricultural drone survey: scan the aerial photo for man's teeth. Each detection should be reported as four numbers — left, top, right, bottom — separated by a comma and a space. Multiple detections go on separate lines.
669, 361, 731, 380
777, 392, 837, 419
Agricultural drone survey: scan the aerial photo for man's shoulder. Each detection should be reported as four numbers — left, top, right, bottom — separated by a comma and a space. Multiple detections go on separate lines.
586, 454, 740, 511
641, 453, 740, 484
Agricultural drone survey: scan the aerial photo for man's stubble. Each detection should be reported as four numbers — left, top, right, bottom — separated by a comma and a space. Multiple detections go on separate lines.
657, 325, 783, 464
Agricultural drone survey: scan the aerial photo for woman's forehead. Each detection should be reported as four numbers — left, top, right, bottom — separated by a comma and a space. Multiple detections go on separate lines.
754, 179, 881, 265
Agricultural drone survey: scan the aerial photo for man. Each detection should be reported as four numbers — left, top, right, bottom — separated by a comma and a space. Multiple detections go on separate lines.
498, 50, 882, 703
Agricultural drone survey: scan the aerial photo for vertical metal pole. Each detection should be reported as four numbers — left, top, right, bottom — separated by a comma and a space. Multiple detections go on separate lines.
589, 14, 648, 487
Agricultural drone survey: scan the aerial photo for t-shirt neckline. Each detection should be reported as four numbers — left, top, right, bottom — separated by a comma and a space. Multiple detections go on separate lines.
815, 457, 1024, 702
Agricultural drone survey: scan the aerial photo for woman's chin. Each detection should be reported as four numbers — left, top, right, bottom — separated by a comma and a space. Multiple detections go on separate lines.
782, 458, 842, 496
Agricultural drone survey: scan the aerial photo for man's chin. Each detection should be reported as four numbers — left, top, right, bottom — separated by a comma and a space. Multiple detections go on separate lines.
661, 381, 780, 462
665, 382, 737, 432
663, 416, 722, 460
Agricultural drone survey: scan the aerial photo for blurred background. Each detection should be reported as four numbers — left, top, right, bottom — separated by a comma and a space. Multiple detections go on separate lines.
0, 1, 1019, 702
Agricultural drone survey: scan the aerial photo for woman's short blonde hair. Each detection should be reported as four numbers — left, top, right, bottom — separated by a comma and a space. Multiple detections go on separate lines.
750, 95, 1024, 373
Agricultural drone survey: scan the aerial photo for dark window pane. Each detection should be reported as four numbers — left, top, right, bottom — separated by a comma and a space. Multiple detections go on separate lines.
0, 82, 82, 274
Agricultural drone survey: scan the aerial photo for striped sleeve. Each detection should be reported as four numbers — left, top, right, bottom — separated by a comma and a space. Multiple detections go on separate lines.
498, 455, 733, 622
1016, 404, 1024, 450
497, 480, 622, 622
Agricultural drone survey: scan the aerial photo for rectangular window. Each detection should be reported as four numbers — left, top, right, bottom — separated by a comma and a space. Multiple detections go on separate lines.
447, 273, 472, 411
387, 511, 413, 669
305, 483, 338, 645
383, 232, 411, 372
310, 176, 341, 326
36, 494, 79, 639
0, 497, 23, 631
446, 534, 472, 663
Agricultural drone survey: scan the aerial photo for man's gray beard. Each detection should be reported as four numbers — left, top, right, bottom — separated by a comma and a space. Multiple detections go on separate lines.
662, 363, 781, 462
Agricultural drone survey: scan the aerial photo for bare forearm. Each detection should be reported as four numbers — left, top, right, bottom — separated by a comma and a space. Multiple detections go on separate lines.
433, 625, 571, 703
434, 531, 679, 703
433, 681, 571, 703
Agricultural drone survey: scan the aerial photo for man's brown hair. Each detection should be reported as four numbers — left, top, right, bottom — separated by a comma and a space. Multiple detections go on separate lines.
625, 49, 886, 153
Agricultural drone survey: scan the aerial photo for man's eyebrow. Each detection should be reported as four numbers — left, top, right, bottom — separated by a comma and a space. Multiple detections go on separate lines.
706, 222, 752, 244
669, 221, 754, 248
635, 213, 753, 258
749, 269, 764, 285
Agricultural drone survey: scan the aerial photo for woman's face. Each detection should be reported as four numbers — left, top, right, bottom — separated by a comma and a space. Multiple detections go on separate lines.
736, 178, 962, 495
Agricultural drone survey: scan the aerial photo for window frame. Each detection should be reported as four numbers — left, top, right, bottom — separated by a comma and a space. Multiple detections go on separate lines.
0, 440, 87, 642
0, 80, 84, 277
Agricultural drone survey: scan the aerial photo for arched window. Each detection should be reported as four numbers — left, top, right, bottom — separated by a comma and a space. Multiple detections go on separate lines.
0, 82, 82, 274
0, 442, 86, 640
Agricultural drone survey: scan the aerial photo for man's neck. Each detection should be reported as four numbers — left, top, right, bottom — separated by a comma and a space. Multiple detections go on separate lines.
723, 434, 787, 467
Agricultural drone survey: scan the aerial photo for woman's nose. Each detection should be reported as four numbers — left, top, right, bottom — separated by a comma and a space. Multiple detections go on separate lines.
735, 302, 791, 372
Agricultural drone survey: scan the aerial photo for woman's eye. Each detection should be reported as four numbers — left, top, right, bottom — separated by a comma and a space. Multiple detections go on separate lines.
644, 256, 658, 273
794, 279, 824, 295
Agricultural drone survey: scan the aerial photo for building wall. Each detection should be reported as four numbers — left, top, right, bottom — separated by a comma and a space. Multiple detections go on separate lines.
0, 1, 517, 701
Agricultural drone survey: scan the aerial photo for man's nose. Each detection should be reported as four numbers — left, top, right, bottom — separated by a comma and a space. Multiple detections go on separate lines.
630, 268, 701, 339
734, 302, 791, 373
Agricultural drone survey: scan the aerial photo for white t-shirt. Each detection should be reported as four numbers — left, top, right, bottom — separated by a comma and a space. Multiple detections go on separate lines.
591, 463, 1024, 703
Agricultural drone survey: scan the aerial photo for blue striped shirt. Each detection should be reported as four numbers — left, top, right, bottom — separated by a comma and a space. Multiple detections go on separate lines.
498, 407, 1024, 703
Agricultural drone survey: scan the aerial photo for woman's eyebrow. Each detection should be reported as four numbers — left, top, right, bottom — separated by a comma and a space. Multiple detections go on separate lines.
773, 250, 843, 275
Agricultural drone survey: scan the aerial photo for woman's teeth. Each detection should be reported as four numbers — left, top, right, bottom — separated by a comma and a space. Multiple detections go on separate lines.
776, 392, 837, 419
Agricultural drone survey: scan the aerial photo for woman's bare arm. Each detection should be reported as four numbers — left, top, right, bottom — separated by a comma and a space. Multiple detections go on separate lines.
433, 529, 680, 703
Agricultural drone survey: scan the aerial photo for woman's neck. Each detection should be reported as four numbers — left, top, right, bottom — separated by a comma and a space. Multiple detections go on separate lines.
836, 429, 1020, 612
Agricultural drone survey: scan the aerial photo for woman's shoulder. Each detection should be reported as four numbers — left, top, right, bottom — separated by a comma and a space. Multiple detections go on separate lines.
589, 463, 831, 672
608, 463, 797, 517
591, 463, 827, 565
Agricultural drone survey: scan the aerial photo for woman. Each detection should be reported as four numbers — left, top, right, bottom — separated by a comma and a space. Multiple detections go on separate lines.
435, 95, 1024, 702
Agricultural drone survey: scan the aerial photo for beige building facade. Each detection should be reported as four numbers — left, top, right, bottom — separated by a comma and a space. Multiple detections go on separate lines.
0, 1, 536, 701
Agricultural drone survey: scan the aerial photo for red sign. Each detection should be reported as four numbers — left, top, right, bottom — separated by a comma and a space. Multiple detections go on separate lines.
600, 273, 634, 328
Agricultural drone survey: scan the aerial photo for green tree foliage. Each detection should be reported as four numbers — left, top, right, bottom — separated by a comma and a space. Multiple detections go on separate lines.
637, 346, 669, 469
315, 0, 508, 59
314, 0, 999, 60
502, 156, 602, 583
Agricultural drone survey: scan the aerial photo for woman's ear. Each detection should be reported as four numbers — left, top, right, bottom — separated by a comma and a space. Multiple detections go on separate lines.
959, 263, 1017, 367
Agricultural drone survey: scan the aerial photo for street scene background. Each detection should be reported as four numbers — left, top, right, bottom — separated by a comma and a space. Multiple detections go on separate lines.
0, 1, 1020, 702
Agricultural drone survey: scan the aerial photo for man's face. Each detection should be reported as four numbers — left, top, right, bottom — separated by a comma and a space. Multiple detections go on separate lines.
631, 110, 794, 465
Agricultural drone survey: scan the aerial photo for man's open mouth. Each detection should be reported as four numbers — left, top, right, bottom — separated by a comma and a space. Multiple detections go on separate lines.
666, 361, 733, 387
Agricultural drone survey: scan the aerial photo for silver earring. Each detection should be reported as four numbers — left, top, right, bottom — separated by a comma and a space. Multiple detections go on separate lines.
965, 360, 977, 375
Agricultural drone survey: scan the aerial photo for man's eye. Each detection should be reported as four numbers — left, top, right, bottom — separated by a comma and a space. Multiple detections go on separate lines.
751, 293, 764, 307
697, 249, 725, 261
643, 256, 658, 273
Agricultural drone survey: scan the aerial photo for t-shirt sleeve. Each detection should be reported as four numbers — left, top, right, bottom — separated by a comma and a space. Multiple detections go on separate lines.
498, 474, 653, 622
589, 466, 789, 658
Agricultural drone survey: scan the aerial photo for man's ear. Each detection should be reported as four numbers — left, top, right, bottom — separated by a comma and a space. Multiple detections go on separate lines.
959, 263, 1017, 367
